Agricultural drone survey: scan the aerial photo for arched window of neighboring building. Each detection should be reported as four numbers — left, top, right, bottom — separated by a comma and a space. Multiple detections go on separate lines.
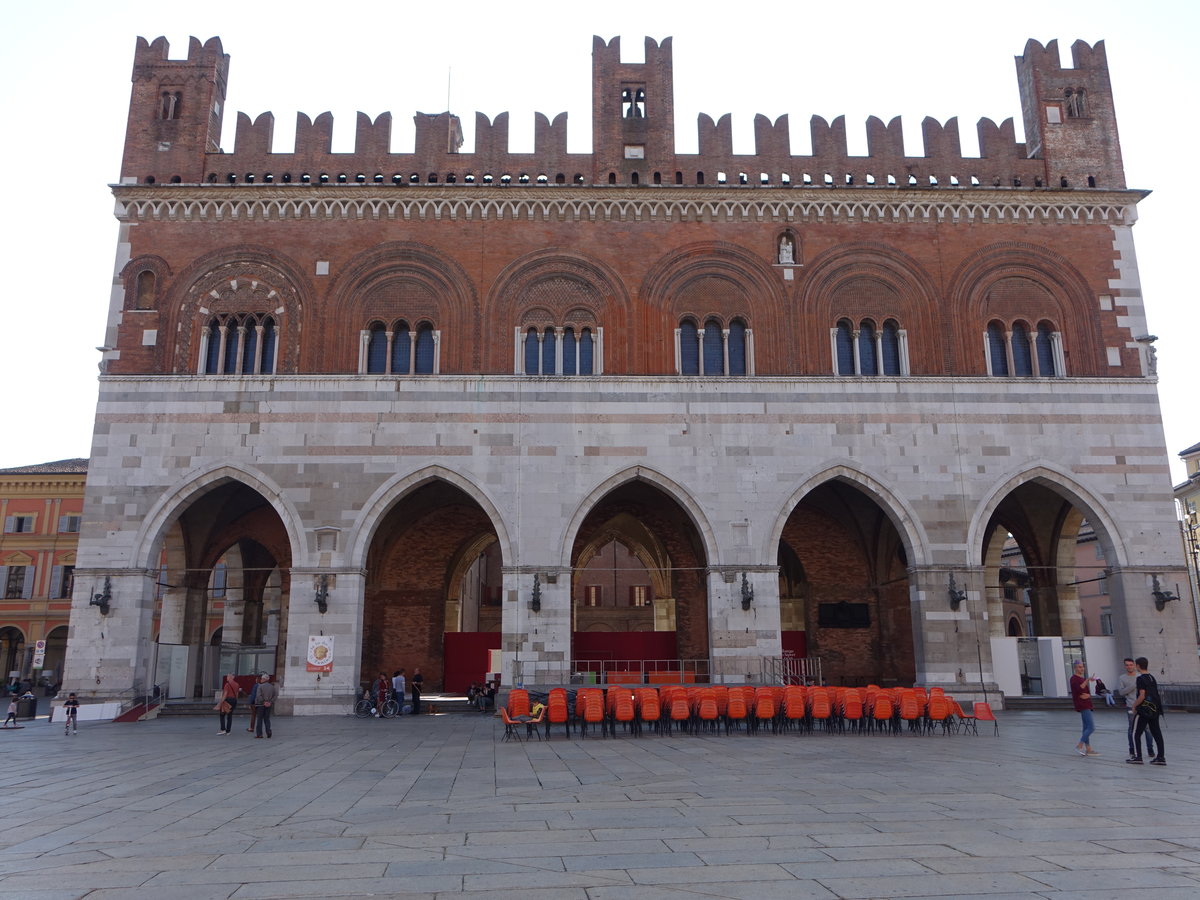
391, 321, 411, 375
1036, 321, 1056, 376
881, 319, 901, 375
260, 317, 276, 375
702, 317, 724, 375
1011, 322, 1033, 376
524, 327, 540, 374
414, 324, 435, 374
204, 320, 222, 374
858, 321, 878, 375
728, 319, 747, 376
562, 327, 577, 375
241, 319, 258, 374
222, 320, 241, 374
579, 327, 594, 375
541, 327, 557, 375
679, 319, 699, 375
987, 321, 1009, 376
136, 270, 156, 309
366, 323, 388, 374
835, 319, 855, 375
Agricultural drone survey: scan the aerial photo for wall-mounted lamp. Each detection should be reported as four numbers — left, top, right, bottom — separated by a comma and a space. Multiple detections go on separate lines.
530, 573, 542, 613
1151, 574, 1178, 611
90, 576, 112, 615
740, 572, 754, 611
948, 573, 966, 611
314, 574, 329, 614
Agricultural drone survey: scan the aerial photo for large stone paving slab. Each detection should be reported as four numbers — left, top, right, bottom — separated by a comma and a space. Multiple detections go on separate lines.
0, 709, 1197, 898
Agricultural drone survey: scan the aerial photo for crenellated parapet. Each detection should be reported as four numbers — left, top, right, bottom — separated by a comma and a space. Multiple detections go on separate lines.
119, 35, 1127, 194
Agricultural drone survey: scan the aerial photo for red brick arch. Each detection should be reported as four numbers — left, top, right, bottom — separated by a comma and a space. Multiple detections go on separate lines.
327, 241, 480, 372
799, 243, 939, 374
947, 242, 1103, 376
163, 246, 310, 375
639, 241, 789, 373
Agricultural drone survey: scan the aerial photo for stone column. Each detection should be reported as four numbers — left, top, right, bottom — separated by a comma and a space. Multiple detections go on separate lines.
708, 567, 781, 684
1107, 565, 1200, 682
908, 565, 998, 701
283, 569, 366, 716
501, 567, 571, 688
61, 568, 158, 703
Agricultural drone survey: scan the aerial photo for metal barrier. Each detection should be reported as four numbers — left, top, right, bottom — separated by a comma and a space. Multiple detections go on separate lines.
1159, 683, 1200, 712
511, 658, 711, 687
760, 655, 823, 686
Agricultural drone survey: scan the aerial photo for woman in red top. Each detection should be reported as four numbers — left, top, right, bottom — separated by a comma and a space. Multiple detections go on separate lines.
1070, 660, 1097, 757
217, 674, 241, 735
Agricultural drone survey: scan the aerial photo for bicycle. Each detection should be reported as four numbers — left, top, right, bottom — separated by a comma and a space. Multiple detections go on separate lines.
354, 691, 398, 718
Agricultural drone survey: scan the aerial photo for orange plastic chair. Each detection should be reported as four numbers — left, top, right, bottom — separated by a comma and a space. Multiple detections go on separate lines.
899, 692, 922, 734
499, 706, 522, 742
951, 699, 977, 735
926, 695, 953, 735
638, 690, 662, 735
580, 691, 606, 738
753, 691, 777, 734
507, 688, 530, 718
782, 686, 806, 731
809, 687, 832, 733
872, 695, 896, 735
725, 693, 748, 734
545, 688, 570, 739
841, 689, 864, 734
696, 695, 719, 733
667, 695, 690, 735
974, 701, 999, 736
613, 693, 636, 735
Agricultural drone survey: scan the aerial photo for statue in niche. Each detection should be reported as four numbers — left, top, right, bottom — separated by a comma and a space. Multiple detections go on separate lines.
778, 235, 795, 265
1135, 334, 1158, 376
1065, 88, 1086, 118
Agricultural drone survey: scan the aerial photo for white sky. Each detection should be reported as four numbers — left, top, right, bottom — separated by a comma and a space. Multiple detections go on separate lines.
2, 0, 1195, 483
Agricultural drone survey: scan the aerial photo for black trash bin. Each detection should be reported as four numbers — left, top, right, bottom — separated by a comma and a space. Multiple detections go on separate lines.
16, 697, 37, 720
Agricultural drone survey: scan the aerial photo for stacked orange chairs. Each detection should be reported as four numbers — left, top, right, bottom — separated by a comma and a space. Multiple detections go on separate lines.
544, 687, 571, 739
636, 688, 662, 735
611, 690, 637, 736
507, 688, 531, 718
872, 693, 897, 735
752, 687, 777, 734
898, 690, 923, 734
694, 689, 720, 734
666, 692, 691, 735
577, 689, 607, 738
782, 685, 807, 732
809, 687, 833, 734
840, 689, 864, 734
725, 689, 749, 734
925, 694, 953, 735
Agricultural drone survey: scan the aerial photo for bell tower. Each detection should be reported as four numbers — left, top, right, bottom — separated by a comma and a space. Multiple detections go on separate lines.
591, 36, 676, 184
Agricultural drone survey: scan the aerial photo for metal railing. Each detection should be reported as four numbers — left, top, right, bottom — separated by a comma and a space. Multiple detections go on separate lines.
1159, 683, 1200, 712
760, 656, 823, 686
512, 658, 711, 687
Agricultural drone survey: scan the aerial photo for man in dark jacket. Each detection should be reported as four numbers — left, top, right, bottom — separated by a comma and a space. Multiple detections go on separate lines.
254, 675, 278, 739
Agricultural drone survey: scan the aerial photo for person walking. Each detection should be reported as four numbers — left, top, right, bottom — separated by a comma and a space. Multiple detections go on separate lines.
1069, 660, 1098, 757
217, 674, 242, 735
410, 667, 423, 715
3, 696, 17, 727
1127, 657, 1165, 766
1115, 657, 1156, 761
62, 693, 80, 735
254, 674, 277, 739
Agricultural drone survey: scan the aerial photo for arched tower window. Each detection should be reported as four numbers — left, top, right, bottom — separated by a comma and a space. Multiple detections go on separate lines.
835, 319, 855, 375
391, 322, 412, 375
541, 327, 557, 375
1036, 321, 1057, 376
728, 319, 747, 376
1011, 322, 1033, 376
986, 321, 1009, 376
136, 271, 156, 309
679, 319, 699, 375
562, 328, 577, 375
524, 328, 540, 375
366, 323, 388, 374
204, 320, 222, 374
702, 317, 724, 376
579, 327, 594, 375
857, 321, 878, 375
411, 323, 435, 374
881, 320, 901, 375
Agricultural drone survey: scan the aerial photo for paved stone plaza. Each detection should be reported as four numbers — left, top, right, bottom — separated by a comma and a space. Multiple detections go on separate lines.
0, 708, 1197, 899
